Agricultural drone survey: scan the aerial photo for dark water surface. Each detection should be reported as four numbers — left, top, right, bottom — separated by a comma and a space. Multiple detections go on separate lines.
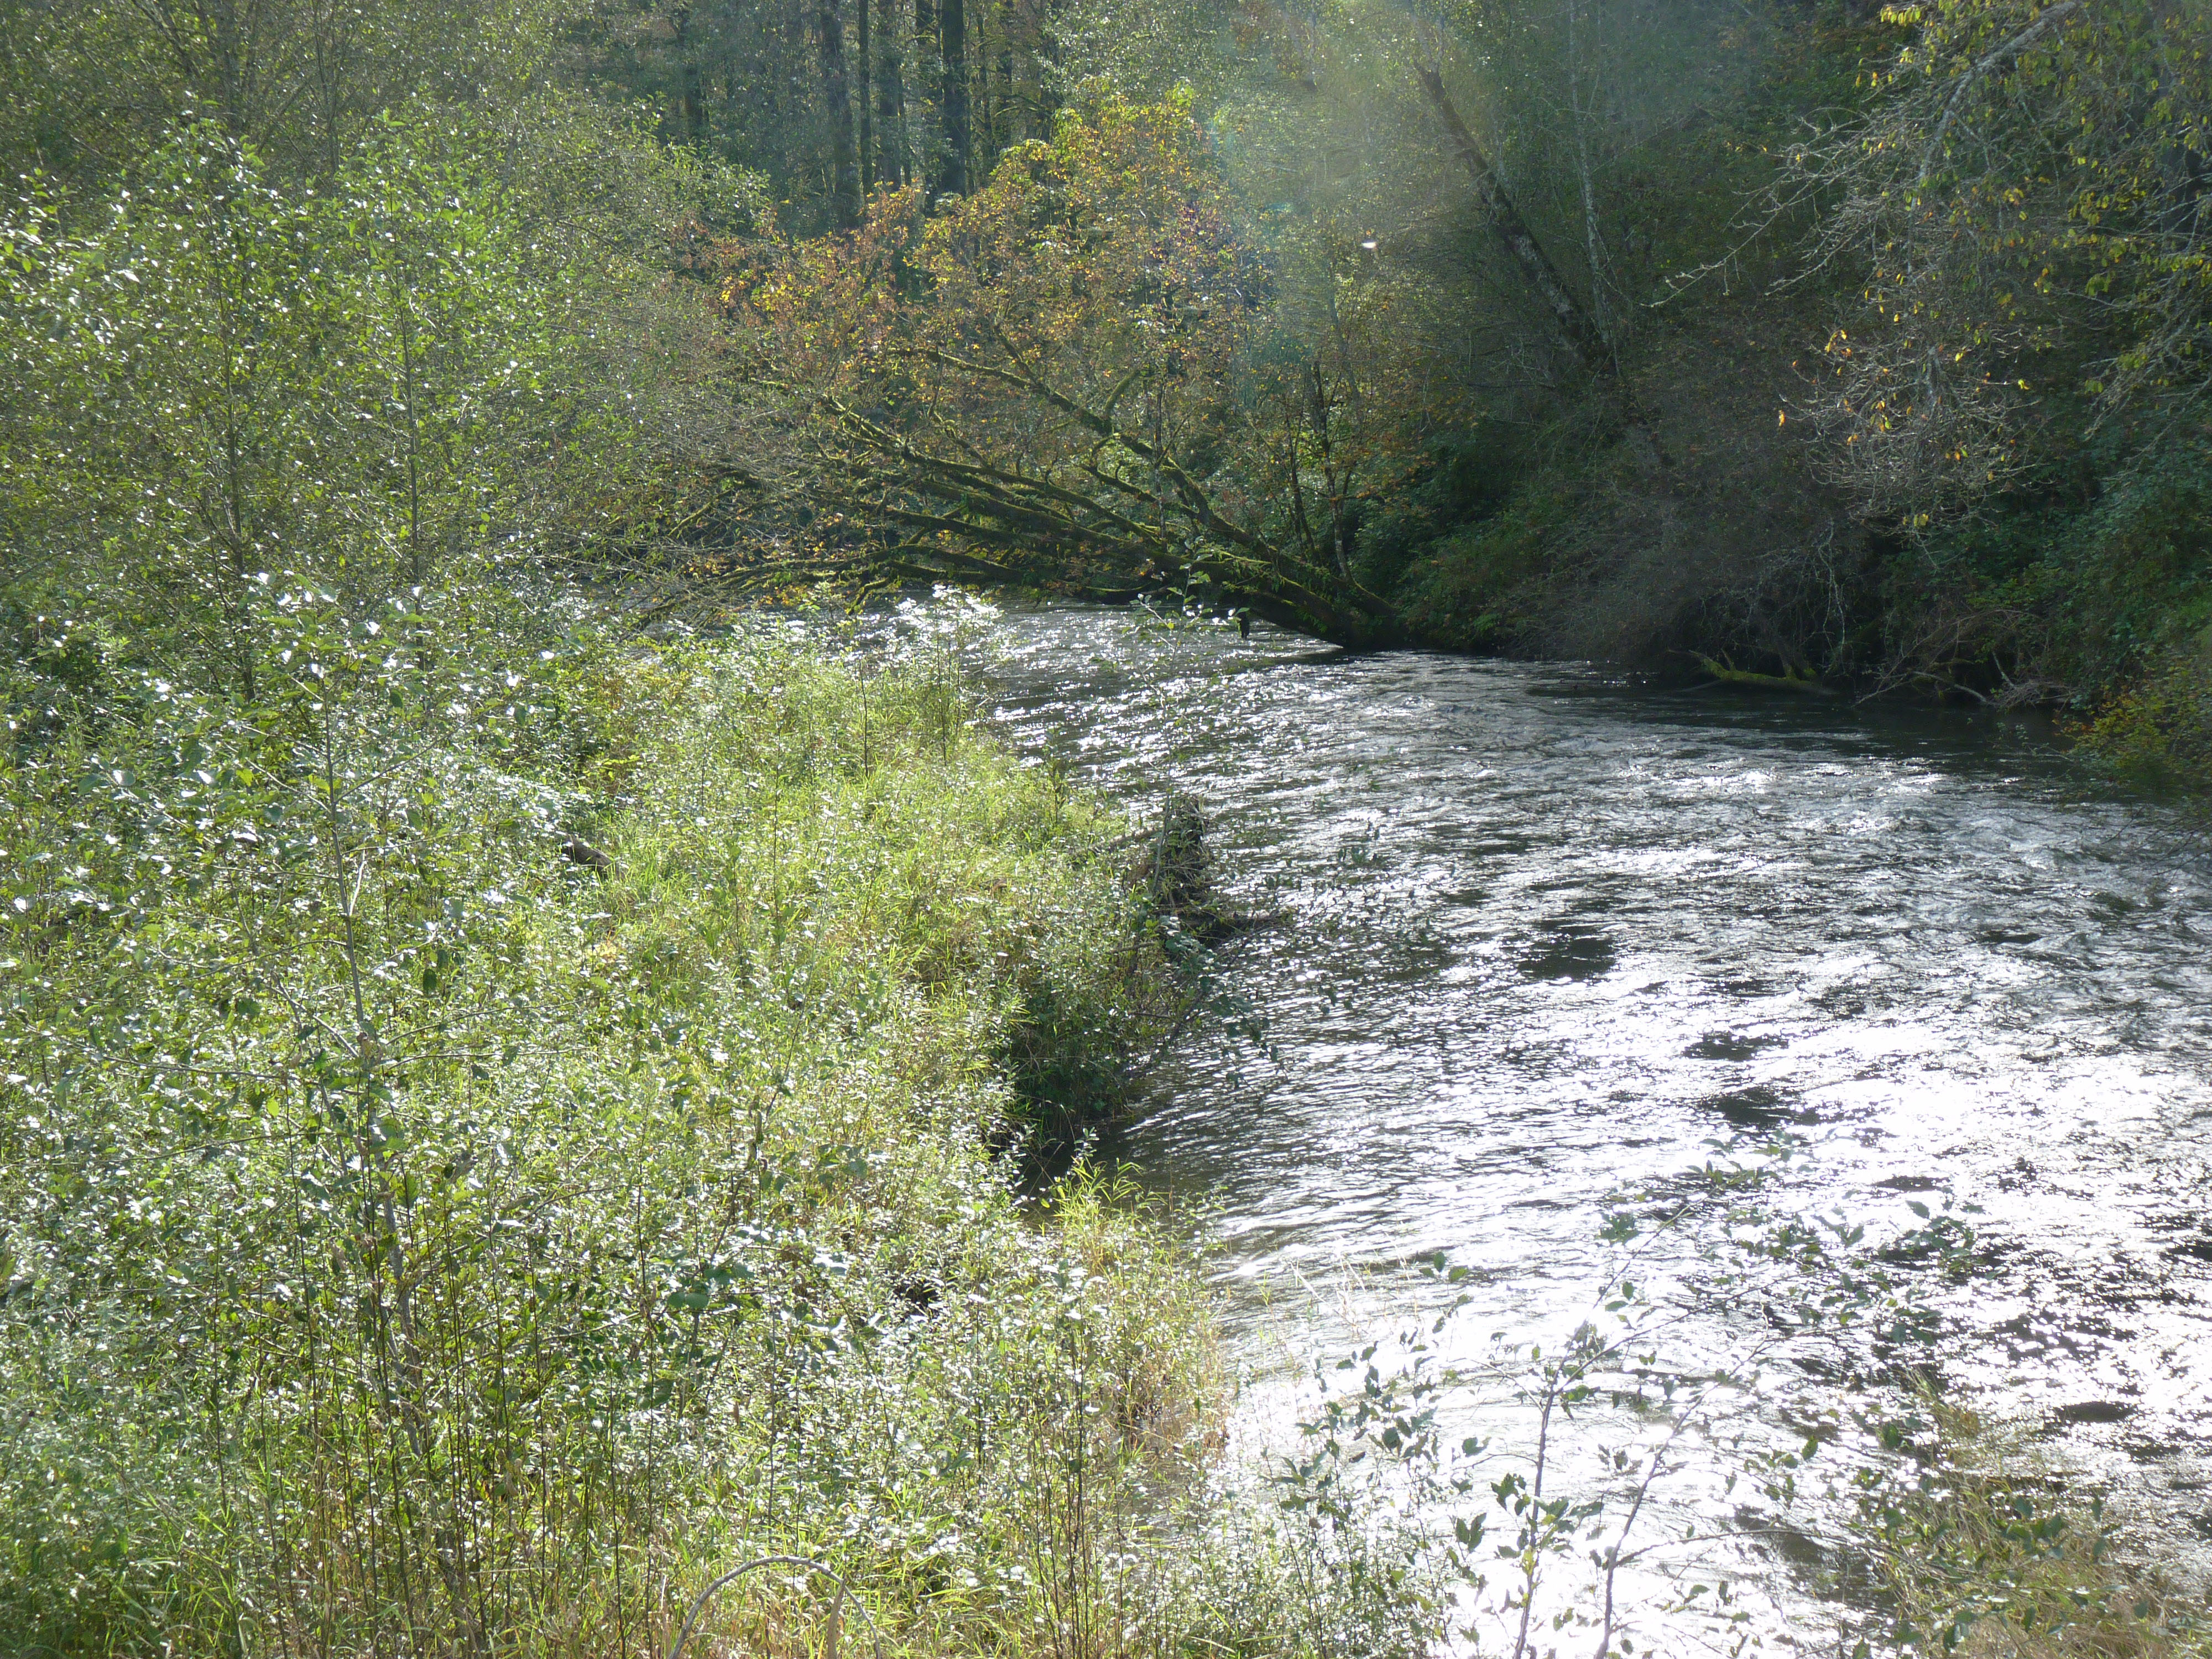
966, 601, 2212, 1632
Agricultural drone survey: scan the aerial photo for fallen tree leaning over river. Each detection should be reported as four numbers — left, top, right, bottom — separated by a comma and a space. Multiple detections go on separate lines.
723, 92, 1409, 644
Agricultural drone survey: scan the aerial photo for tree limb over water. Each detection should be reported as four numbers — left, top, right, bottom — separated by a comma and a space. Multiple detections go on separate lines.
724, 95, 1407, 643
813, 369, 1395, 641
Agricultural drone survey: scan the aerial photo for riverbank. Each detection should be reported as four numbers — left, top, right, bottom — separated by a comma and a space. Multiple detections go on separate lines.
1335, 9, 2212, 795
0, 592, 1421, 1657
1366, 371, 2212, 796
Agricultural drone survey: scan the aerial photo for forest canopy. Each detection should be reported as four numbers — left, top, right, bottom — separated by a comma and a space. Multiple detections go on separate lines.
5, 0, 2208, 749
587, 0, 2208, 768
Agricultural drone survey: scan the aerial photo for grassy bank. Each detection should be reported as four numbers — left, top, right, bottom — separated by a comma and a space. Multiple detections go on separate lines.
0, 588, 1385, 1658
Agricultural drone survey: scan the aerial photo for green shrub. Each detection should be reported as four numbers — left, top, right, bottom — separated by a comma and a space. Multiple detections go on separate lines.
0, 597, 1243, 1658
2072, 644, 2212, 790
1389, 477, 1574, 652
1850, 1396, 2212, 1659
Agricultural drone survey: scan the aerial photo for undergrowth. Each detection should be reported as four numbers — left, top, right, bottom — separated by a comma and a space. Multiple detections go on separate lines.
0, 583, 1412, 1659
1851, 1397, 2212, 1659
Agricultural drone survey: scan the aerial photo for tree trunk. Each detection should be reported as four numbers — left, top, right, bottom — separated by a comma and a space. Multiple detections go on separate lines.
857, 0, 874, 194
672, 5, 703, 143
994, 0, 1016, 146
1566, 0, 1610, 340
1417, 62, 1666, 471
913, 0, 937, 197
1415, 65, 1610, 378
821, 0, 862, 226
774, 0, 805, 134
877, 0, 906, 186
974, 4, 993, 161
938, 0, 969, 196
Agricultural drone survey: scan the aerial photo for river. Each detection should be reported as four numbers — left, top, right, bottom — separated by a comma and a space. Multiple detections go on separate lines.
955, 598, 2211, 1646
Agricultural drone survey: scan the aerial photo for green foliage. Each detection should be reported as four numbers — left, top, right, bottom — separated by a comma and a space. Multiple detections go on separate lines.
0, 113, 713, 700
1345, 420, 1535, 601
0, 600, 1249, 1657
1844, 1396, 2212, 1659
0, 3, 1440, 1653
0, 18, 1371, 1651
0, 0, 578, 185
2073, 648, 2212, 789
1385, 461, 1576, 652
1848, 433, 2212, 730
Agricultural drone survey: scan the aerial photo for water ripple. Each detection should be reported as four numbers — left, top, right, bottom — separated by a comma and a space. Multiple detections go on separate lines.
971, 603, 2212, 1608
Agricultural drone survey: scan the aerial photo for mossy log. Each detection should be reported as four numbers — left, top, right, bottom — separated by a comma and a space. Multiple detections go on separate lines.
1695, 655, 1844, 697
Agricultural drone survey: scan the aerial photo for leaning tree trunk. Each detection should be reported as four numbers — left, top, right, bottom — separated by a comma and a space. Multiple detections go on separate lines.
1416, 66, 1609, 377
821, 0, 863, 227
1416, 64, 1667, 471
809, 344, 1403, 644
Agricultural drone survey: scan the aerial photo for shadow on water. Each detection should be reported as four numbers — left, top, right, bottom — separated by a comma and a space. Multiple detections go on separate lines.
1516, 920, 1617, 980
1686, 1030, 1787, 1060
1699, 1083, 1814, 1131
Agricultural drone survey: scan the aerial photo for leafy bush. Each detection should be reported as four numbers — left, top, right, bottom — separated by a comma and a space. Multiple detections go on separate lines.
0, 596, 1244, 1658
1849, 1395, 2212, 1659
0, 112, 738, 702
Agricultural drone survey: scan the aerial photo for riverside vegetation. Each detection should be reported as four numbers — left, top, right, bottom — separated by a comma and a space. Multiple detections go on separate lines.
3, 0, 2209, 1651
680, 0, 2212, 786
0, 596, 1249, 1656
0, 22, 1432, 1641
6, 592, 2204, 1659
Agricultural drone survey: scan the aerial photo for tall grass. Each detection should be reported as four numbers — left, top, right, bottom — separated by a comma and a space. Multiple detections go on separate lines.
0, 592, 1314, 1658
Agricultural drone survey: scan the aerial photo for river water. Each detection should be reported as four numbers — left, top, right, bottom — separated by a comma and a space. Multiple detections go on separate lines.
961, 599, 2212, 1644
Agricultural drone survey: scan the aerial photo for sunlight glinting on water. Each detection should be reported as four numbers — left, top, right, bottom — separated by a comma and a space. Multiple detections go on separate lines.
952, 598, 2212, 1644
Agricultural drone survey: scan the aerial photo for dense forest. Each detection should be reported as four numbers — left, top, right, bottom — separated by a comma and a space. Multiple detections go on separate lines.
10, 0, 2206, 755
3, 0, 2209, 1654
664, 0, 2207, 768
